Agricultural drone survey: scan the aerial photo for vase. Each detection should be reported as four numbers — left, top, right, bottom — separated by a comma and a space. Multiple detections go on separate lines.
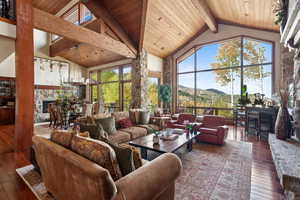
275, 105, 289, 140
153, 135, 159, 144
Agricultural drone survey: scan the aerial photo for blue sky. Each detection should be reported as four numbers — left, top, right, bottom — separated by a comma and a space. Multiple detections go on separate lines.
178, 38, 273, 98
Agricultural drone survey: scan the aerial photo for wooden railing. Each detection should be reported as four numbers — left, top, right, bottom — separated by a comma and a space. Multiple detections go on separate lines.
0, 0, 15, 20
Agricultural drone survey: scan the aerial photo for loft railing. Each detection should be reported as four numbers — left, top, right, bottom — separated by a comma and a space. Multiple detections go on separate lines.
0, 0, 15, 20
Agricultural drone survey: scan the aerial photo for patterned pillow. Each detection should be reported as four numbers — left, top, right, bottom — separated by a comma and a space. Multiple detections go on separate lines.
79, 123, 108, 139
117, 118, 133, 129
50, 130, 75, 149
95, 117, 117, 135
71, 136, 122, 181
120, 144, 143, 169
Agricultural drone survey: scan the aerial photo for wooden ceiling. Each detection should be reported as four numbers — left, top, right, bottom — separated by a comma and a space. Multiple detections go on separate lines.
33, 0, 72, 15
144, 0, 206, 57
101, 0, 143, 45
207, 0, 279, 32
34, 0, 279, 67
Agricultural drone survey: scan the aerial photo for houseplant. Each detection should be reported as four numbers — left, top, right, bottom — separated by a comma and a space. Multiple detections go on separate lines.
158, 84, 171, 113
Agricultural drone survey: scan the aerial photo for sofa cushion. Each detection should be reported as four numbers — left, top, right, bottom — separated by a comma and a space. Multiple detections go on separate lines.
139, 111, 150, 124
198, 127, 218, 135
112, 112, 129, 121
137, 124, 160, 133
50, 130, 75, 149
95, 117, 117, 135
93, 113, 111, 119
107, 131, 131, 144
102, 140, 135, 176
79, 123, 108, 139
120, 143, 143, 169
120, 126, 147, 139
117, 118, 133, 129
71, 136, 122, 181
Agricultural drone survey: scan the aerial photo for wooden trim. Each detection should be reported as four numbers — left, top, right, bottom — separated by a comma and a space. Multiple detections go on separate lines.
148, 71, 161, 78
139, 0, 149, 51
81, 0, 137, 56
191, 0, 217, 33
0, 17, 16, 25
217, 19, 280, 33
0, 76, 15, 81
34, 85, 73, 90
33, 8, 136, 58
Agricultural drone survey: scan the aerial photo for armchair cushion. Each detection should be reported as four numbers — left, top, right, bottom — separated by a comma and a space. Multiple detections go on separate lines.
107, 131, 131, 144
71, 136, 122, 181
120, 126, 147, 139
50, 130, 75, 149
95, 117, 117, 135
198, 127, 218, 135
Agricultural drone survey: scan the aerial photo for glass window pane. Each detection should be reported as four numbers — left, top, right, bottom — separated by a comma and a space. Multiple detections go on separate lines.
101, 68, 119, 82
197, 38, 241, 71
90, 72, 98, 81
243, 38, 272, 65
91, 85, 98, 101
102, 83, 119, 111
178, 73, 195, 108
196, 68, 241, 108
123, 82, 131, 111
243, 65, 272, 101
178, 53, 195, 73
148, 77, 159, 108
123, 66, 132, 80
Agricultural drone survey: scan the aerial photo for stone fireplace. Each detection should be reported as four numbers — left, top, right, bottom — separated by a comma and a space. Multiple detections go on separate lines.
34, 88, 76, 123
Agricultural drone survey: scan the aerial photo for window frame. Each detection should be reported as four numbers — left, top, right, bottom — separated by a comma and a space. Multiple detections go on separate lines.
176, 35, 275, 117
89, 64, 132, 112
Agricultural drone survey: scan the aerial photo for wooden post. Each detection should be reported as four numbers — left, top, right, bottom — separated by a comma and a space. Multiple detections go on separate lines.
15, 0, 34, 157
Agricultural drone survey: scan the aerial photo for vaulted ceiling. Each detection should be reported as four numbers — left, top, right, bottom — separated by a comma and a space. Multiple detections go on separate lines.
32, 0, 279, 67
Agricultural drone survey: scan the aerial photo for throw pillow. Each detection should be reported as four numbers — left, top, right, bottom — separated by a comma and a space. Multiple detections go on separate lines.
139, 111, 150, 125
79, 123, 108, 139
117, 118, 133, 129
50, 130, 75, 149
95, 117, 117, 135
120, 144, 143, 169
71, 135, 122, 181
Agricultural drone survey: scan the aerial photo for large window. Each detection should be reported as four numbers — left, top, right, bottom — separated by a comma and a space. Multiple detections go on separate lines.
147, 77, 160, 109
90, 65, 132, 112
177, 36, 273, 117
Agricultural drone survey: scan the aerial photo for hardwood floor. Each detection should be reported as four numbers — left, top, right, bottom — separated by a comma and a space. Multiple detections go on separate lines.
0, 125, 285, 200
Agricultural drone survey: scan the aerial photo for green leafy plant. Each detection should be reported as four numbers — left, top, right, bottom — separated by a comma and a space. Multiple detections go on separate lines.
273, 0, 288, 26
158, 84, 172, 103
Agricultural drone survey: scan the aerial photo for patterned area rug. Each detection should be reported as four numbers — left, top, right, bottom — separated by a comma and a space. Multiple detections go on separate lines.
175, 140, 252, 200
16, 140, 252, 200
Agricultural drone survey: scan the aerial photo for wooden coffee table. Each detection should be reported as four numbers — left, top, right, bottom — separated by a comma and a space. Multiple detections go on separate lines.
129, 131, 201, 160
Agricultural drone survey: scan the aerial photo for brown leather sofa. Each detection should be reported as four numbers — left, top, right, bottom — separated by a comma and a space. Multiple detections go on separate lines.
33, 135, 182, 200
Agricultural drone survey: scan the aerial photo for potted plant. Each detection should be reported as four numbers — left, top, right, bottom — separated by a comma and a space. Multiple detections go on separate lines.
158, 84, 172, 113
273, 0, 288, 31
150, 128, 160, 144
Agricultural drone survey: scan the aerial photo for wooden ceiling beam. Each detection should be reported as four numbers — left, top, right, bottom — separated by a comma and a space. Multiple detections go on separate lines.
139, 0, 149, 51
81, 0, 138, 56
191, 0, 217, 33
33, 8, 136, 58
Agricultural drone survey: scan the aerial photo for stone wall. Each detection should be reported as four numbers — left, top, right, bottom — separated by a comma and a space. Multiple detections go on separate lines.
131, 49, 149, 109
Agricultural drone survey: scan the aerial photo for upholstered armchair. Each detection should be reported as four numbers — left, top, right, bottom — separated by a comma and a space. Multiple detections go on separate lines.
195, 115, 228, 145
166, 113, 196, 129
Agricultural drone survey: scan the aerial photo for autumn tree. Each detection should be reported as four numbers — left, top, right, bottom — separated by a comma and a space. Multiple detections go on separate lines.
211, 39, 270, 106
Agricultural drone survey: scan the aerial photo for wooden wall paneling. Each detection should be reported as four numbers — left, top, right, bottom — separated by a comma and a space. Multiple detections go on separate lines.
82, 0, 137, 56
33, 8, 136, 58
15, 0, 34, 157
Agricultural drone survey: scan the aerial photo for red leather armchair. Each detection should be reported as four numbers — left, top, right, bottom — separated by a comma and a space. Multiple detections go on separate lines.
195, 115, 228, 145
166, 113, 196, 129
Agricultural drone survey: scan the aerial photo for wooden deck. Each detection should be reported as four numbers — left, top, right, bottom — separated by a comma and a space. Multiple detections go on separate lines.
0, 125, 284, 200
